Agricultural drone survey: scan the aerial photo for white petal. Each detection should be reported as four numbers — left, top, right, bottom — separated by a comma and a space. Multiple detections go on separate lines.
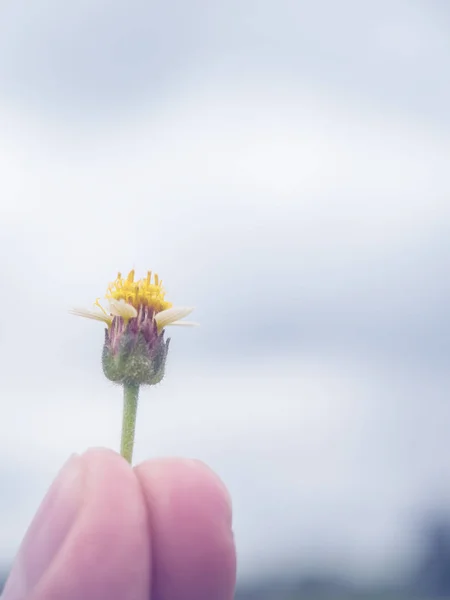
167, 320, 199, 327
109, 298, 138, 319
154, 307, 194, 330
70, 307, 111, 324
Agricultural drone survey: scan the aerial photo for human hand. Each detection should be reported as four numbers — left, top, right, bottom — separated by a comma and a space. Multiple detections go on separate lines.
2, 449, 236, 600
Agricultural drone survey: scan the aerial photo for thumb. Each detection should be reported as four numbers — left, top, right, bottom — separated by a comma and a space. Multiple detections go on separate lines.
3, 449, 149, 600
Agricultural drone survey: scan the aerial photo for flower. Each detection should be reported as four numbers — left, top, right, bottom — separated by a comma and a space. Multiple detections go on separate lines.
71, 270, 195, 386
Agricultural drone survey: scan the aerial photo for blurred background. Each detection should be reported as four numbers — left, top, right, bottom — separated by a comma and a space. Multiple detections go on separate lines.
1, 1, 450, 598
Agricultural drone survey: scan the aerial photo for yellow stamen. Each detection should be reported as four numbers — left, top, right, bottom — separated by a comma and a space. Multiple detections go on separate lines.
105, 269, 172, 313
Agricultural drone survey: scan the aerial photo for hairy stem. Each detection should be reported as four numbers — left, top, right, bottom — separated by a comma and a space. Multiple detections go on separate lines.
120, 383, 139, 463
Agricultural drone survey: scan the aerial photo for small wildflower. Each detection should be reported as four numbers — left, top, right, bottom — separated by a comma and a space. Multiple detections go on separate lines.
71, 269, 195, 463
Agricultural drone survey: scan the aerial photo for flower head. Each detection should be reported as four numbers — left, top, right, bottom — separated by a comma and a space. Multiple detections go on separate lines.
72, 270, 195, 386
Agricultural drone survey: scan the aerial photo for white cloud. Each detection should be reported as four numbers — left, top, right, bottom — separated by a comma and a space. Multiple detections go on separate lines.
375, 3, 450, 59
1, 76, 449, 269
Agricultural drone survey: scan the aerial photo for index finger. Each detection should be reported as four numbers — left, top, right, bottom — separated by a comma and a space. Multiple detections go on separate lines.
135, 457, 236, 600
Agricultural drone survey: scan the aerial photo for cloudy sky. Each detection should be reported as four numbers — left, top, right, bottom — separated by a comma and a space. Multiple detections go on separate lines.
0, 0, 450, 586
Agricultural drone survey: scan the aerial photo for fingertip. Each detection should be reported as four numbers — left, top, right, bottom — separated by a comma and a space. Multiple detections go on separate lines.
182, 458, 233, 522
79, 446, 133, 479
5, 448, 151, 600
136, 457, 233, 523
53, 448, 151, 599
135, 457, 236, 600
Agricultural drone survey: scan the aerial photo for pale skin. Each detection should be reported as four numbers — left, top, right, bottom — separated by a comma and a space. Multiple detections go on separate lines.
3, 449, 236, 600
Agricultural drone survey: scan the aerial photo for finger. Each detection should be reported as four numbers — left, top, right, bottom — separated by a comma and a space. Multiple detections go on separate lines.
135, 458, 236, 600
3, 449, 150, 600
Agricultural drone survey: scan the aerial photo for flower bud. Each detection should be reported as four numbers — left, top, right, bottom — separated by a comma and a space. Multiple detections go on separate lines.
102, 306, 170, 386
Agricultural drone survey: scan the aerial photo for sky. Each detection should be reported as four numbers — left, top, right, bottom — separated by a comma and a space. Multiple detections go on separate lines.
0, 0, 450, 586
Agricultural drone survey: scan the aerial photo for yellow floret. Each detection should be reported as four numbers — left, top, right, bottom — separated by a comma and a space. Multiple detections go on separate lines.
105, 269, 173, 314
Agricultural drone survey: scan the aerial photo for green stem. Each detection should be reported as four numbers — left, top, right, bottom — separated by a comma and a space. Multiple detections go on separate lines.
120, 383, 139, 464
